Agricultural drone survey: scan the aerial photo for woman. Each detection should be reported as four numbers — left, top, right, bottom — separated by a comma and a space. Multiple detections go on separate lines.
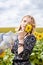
11, 15, 36, 65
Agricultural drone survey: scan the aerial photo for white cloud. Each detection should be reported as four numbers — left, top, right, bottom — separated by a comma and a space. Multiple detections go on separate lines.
0, 0, 43, 27
0, 9, 19, 21
0, 0, 16, 8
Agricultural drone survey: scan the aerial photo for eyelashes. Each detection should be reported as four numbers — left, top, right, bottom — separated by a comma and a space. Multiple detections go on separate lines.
24, 20, 26, 22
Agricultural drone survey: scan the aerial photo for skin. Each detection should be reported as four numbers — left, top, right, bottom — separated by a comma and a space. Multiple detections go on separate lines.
18, 17, 33, 54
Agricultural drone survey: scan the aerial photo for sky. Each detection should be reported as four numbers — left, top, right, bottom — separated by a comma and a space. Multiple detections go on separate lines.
0, 0, 43, 27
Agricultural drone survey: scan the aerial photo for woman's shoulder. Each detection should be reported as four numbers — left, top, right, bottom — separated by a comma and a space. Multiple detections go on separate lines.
24, 34, 36, 43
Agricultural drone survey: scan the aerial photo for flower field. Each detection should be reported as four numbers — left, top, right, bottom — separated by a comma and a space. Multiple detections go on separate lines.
0, 28, 43, 65
30, 32, 43, 65
0, 49, 14, 65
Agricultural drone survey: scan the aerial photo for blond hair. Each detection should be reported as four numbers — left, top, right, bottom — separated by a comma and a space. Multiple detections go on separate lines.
18, 15, 36, 33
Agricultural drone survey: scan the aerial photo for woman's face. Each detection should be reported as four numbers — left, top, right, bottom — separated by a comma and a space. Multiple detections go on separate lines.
21, 17, 32, 30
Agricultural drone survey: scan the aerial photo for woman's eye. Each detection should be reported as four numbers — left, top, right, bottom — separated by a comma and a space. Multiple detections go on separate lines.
24, 20, 26, 22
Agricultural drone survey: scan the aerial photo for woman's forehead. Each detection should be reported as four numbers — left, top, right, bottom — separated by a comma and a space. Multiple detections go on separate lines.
23, 17, 32, 22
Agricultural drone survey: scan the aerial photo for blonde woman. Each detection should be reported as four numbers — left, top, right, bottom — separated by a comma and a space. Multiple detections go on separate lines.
11, 15, 36, 65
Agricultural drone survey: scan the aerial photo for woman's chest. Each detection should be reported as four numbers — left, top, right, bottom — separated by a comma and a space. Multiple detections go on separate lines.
14, 39, 24, 55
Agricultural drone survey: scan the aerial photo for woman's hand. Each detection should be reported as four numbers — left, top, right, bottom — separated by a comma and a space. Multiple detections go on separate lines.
18, 30, 27, 43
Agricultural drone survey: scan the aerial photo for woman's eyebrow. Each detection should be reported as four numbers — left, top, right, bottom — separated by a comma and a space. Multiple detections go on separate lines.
24, 20, 26, 21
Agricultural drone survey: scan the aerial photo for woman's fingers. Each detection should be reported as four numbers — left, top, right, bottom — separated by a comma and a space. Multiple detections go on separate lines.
18, 30, 27, 37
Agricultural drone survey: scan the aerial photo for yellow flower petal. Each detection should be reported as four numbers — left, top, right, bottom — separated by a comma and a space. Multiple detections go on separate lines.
25, 24, 32, 33
37, 33, 43, 40
33, 31, 38, 37
0, 52, 5, 58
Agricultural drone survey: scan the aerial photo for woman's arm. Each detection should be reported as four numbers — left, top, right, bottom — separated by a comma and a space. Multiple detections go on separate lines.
23, 34, 36, 55
17, 30, 36, 55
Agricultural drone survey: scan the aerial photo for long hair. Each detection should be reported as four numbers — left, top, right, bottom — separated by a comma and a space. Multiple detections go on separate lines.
18, 15, 36, 34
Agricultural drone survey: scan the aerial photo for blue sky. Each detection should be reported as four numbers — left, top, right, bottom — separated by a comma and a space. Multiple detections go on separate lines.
0, 0, 43, 27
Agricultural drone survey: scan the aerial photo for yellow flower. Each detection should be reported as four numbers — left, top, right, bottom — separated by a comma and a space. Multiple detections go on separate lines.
42, 32, 43, 38
25, 24, 32, 33
33, 31, 38, 38
0, 52, 5, 58
37, 33, 43, 40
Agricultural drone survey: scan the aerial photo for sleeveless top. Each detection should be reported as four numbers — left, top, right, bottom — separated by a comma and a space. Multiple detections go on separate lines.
11, 33, 36, 60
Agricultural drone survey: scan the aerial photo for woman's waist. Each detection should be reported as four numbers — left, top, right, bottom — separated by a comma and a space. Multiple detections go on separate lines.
14, 56, 29, 61
13, 59, 29, 62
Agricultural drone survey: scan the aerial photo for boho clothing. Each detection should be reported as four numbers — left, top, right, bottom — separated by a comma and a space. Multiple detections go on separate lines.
11, 34, 36, 65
